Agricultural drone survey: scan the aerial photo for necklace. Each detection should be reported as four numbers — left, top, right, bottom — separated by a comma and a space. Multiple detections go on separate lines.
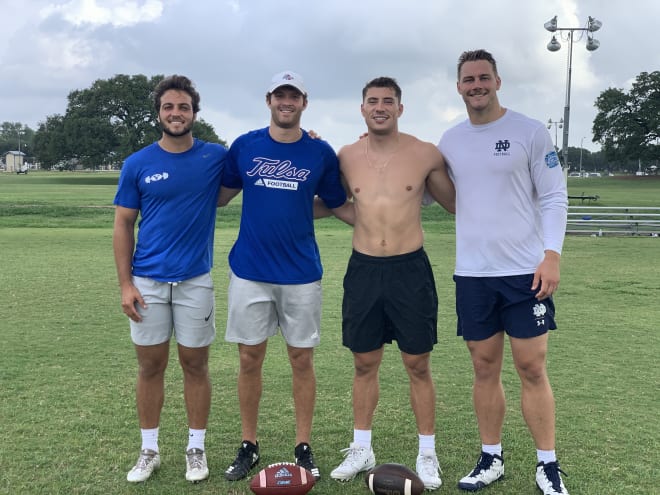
365, 136, 399, 171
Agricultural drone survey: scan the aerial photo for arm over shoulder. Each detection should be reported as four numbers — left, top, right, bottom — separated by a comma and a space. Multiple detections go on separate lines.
425, 145, 456, 213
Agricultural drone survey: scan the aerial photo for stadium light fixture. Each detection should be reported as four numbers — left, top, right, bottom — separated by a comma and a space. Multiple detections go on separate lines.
544, 16, 558, 32
547, 118, 563, 151
547, 36, 561, 52
544, 15, 602, 169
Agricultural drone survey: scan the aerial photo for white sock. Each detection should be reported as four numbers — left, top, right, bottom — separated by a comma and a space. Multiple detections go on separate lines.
140, 427, 159, 453
482, 443, 502, 457
187, 428, 206, 451
418, 434, 436, 455
353, 429, 372, 449
537, 449, 557, 464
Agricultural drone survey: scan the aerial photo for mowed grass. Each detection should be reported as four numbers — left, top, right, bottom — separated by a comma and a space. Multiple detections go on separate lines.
0, 172, 659, 494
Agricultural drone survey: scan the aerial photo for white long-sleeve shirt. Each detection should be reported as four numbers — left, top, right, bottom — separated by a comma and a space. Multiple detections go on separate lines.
438, 109, 567, 277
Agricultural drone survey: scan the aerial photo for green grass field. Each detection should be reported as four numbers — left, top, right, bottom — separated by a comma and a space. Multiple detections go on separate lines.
1, 172, 659, 494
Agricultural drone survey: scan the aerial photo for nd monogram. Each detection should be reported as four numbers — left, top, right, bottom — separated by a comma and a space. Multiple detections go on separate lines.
494, 140, 510, 152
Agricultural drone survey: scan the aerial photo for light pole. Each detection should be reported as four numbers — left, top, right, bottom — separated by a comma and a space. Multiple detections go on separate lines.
579, 136, 586, 176
544, 15, 602, 170
547, 118, 563, 152
17, 128, 25, 170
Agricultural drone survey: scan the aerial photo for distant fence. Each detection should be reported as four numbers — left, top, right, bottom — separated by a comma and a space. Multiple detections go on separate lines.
567, 206, 660, 236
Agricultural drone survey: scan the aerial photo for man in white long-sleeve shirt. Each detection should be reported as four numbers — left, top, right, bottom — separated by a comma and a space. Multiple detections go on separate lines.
438, 49, 570, 495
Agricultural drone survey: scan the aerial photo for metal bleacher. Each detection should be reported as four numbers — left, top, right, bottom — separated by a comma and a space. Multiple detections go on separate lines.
567, 206, 660, 236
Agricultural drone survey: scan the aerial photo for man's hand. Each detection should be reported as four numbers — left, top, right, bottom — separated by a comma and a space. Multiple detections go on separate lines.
121, 284, 147, 322
532, 250, 561, 300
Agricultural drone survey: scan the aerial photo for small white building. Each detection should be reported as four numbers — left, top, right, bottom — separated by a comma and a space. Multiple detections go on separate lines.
4, 151, 25, 172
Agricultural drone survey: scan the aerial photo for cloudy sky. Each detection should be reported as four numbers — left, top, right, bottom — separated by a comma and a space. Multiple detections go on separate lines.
1, 0, 658, 154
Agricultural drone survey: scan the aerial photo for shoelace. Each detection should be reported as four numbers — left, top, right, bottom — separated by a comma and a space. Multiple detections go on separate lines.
297, 451, 314, 466
341, 446, 366, 463
136, 453, 156, 470
542, 463, 567, 492
237, 447, 254, 461
418, 456, 440, 477
187, 452, 205, 470
470, 453, 495, 476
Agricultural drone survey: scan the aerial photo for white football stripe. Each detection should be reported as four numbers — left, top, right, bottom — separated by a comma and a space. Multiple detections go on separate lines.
405, 478, 412, 495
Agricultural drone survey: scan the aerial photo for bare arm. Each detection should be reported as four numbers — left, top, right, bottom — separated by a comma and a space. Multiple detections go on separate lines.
426, 151, 456, 213
314, 197, 355, 225
218, 186, 242, 207
112, 206, 145, 322
313, 196, 333, 219
330, 200, 355, 226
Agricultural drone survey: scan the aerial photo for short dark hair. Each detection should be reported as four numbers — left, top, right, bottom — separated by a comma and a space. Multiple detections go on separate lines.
362, 76, 402, 101
457, 49, 498, 79
153, 75, 201, 114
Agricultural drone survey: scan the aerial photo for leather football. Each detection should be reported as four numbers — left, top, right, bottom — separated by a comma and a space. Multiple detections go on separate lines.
365, 463, 425, 495
249, 462, 315, 495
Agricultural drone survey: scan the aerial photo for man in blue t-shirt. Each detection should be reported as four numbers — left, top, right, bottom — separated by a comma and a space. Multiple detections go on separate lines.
113, 75, 226, 484
219, 71, 354, 482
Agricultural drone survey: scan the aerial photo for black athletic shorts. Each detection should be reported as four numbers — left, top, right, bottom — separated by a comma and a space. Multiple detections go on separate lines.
342, 248, 438, 355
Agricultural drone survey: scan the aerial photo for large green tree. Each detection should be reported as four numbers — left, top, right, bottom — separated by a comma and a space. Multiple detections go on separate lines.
32, 116, 67, 169
33, 74, 226, 169
593, 71, 660, 163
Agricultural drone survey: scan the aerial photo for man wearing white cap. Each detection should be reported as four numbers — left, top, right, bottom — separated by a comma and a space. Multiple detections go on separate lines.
219, 71, 354, 482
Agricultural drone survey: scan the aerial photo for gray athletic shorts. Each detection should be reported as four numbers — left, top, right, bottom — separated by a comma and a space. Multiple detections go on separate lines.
129, 273, 216, 348
225, 271, 322, 348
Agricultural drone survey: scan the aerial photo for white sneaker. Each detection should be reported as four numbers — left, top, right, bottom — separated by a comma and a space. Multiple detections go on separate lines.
127, 449, 161, 483
536, 461, 569, 495
330, 442, 376, 481
416, 449, 442, 490
185, 448, 209, 482
458, 452, 504, 491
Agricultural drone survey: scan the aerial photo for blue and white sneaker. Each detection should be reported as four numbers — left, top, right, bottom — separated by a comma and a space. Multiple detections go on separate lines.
458, 452, 504, 491
536, 461, 569, 495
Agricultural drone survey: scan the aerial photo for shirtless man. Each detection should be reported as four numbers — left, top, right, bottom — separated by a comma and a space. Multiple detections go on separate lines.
329, 76, 455, 491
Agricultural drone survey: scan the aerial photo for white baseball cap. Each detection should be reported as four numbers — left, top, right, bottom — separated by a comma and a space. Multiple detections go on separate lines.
268, 70, 307, 96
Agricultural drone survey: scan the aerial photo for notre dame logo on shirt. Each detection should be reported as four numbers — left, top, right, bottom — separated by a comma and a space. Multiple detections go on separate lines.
493, 140, 511, 156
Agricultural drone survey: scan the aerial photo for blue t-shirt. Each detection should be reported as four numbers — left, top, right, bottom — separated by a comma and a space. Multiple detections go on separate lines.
222, 127, 346, 284
114, 139, 227, 282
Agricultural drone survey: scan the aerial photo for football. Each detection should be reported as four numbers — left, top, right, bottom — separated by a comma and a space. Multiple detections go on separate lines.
249, 462, 315, 495
365, 463, 425, 495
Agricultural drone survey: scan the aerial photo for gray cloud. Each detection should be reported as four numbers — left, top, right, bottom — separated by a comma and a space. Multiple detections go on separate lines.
1, 0, 657, 152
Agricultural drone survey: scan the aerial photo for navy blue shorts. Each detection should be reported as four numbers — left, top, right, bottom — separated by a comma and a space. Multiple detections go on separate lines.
453, 274, 557, 341
342, 248, 438, 355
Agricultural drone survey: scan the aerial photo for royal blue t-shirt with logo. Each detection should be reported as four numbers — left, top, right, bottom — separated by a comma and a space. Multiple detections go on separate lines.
222, 127, 346, 284
114, 139, 227, 282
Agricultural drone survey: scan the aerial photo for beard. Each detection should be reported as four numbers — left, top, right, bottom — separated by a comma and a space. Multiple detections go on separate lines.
159, 119, 193, 137
271, 107, 302, 129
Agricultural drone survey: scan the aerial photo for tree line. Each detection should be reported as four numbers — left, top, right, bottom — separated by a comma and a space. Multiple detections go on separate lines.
1, 75, 224, 171
1, 71, 658, 171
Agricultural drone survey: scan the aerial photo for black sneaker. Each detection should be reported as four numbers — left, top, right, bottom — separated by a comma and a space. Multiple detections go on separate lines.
295, 442, 320, 480
224, 440, 260, 481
